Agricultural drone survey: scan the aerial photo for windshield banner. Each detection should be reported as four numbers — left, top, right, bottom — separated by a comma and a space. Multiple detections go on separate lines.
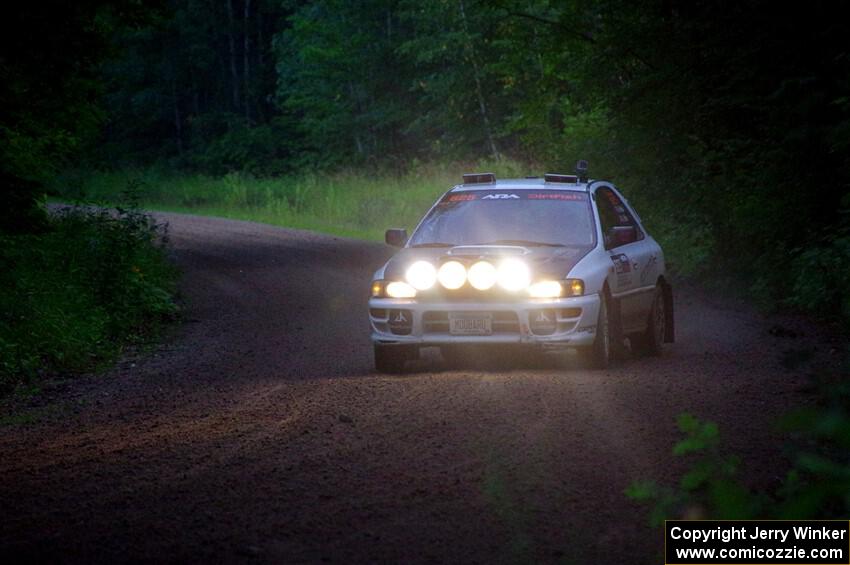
443, 191, 587, 203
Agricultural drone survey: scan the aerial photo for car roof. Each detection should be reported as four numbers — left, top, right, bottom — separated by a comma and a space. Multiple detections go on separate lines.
450, 178, 595, 192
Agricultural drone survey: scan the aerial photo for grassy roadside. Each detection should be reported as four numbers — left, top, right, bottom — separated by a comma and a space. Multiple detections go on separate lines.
54, 161, 536, 241
0, 205, 178, 397
55, 163, 716, 286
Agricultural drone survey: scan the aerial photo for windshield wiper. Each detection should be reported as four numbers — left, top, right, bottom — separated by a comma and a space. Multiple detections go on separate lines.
477, 239, 565, 247
411, 242, 455, 248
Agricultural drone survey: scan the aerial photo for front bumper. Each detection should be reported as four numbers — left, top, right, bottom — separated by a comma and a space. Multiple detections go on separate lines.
369, 293, 602, 349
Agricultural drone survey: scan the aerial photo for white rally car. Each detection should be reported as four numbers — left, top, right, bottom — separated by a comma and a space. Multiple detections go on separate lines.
368, 163, 674, 372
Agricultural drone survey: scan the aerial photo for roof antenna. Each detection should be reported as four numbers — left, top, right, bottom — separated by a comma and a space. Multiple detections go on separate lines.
576, 160, 589, 182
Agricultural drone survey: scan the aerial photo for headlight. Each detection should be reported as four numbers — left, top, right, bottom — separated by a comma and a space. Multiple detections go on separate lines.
372, 280, 418, 298
406, 260, 437, 290
386, 281, 417, 298
468, 260, 497, 290
438, 261, 466, 289
528, 280, 563, 298
527, 279, 585, 298
497, 258, 531, 291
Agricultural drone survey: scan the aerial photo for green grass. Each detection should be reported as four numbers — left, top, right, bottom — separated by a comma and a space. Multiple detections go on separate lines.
56, 163, 710, 285
56, 161, 537, 240
0, 205, 178, 395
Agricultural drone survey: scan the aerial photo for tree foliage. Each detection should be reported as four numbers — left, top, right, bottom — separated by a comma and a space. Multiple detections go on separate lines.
628, 381, 850, 524
0, 0, 152, 233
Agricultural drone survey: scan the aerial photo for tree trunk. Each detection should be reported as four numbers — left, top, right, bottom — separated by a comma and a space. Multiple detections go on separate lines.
190, 69, 200, 115
348, 81, 364, 155
257, 6, 264, 68
227, 0, 240, 112
256, 4, 265, 121
458, 0, 499, 160
172, 79, 184, 155
243, 0, 251, 122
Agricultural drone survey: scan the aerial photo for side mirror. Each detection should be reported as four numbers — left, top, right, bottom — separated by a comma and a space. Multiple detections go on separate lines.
385, 228, 408, 247
606, 225, 637, 248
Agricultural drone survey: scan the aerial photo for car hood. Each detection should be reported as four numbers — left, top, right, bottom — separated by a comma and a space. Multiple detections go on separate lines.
382, 244, 593, 281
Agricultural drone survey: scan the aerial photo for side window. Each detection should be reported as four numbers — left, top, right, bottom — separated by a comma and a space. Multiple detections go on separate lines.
596, 187, 643, 246
596, 189, 619, 234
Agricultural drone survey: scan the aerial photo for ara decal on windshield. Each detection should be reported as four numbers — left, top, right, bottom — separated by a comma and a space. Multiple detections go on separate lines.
444, 191, 586, 202
441, 191, 588, 204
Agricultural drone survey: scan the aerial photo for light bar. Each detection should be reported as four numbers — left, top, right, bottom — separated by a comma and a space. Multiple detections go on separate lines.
462, 172, 496, 185
468, 261, 497, 290
497, 258, 531, 291
544, 173, 578, 183
406, 260, 437, 290
437, 261, 467, 290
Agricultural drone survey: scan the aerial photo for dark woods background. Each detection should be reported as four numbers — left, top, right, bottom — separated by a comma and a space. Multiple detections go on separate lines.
2, 0, 849, 322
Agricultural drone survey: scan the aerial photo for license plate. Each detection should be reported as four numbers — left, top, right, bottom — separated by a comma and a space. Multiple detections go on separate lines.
449, 313, 492, 335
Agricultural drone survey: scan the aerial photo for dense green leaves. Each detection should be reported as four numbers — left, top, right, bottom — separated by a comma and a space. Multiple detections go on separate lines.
629, 382, 850, 524
0, 204, 177, 392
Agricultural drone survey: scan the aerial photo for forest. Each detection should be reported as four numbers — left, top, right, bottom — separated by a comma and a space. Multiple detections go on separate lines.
4, 1, 849, 319
2, 1, 849, 384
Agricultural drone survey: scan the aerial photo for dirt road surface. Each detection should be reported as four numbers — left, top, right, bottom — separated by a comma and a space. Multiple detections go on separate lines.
0, 213, 830, 563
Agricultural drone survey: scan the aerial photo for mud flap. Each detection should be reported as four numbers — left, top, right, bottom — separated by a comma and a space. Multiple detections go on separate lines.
609, 292, 628, 357
663, 282, 675, 343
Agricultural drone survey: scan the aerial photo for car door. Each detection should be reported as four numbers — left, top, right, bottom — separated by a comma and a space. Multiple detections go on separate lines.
594, 186, 656, 332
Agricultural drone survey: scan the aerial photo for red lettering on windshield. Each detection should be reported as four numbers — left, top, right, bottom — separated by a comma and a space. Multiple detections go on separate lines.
528, 193, 585, 201
446, 194, 477, 202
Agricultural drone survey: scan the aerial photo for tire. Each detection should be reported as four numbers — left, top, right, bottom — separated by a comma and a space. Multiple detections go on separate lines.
631, 284, 666, 357
374, 344, 414, 373
580, 292, 611, 369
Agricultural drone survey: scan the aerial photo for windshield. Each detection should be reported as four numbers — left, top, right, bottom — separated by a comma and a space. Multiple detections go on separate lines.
408, 190, 596, 248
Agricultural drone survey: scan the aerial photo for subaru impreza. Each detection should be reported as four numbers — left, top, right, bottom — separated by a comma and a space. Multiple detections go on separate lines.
368, 164, 674, 372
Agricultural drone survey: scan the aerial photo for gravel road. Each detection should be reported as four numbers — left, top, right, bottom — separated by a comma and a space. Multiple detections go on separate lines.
0, 213, 830, 564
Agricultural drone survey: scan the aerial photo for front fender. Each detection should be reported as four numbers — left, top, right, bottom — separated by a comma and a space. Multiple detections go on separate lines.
566, 248, 612, 296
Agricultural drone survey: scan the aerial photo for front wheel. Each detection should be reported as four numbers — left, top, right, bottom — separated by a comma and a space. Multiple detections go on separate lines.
374, 344, 415, 373
579, 292, 611, 370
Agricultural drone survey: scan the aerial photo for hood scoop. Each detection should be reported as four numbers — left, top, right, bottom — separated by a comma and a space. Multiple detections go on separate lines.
447, 245, 529, 257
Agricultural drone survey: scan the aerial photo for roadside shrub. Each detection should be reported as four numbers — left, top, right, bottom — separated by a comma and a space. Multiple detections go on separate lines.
625, 414, 761, 525
184, 113, 295, 176
627, 382, 850, 524
788, 227, 850, 325
0, 203, 178, 393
